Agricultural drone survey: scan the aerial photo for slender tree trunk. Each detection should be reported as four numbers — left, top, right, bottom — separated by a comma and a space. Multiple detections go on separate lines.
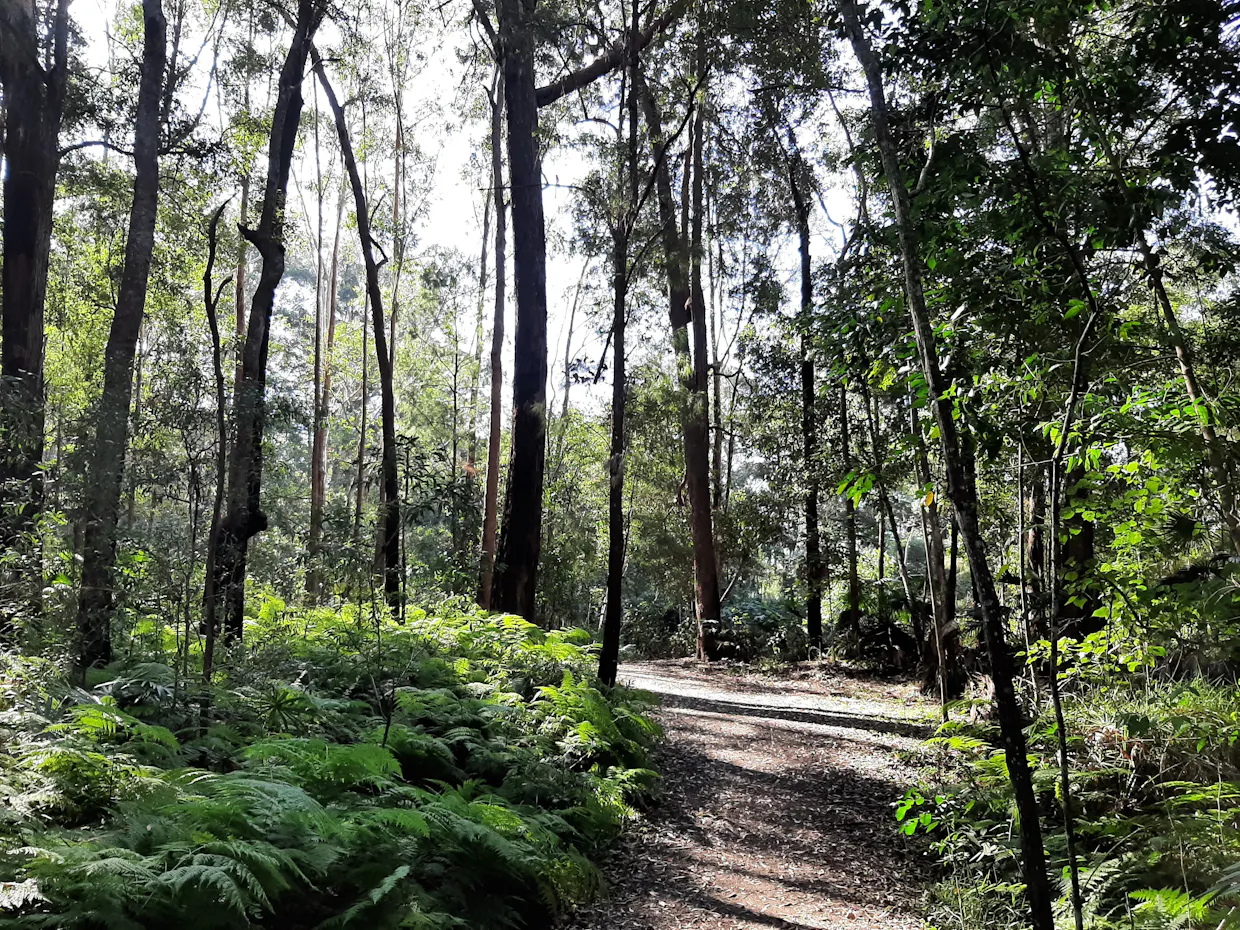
601, 10, 641, 687
202, 202, 230, 684
841, 6, 1054, 925
841, 383, 860, 627
600, 225, 629, 688
0, 0, 70, 607
211, 0, 324, 641
308, 187, 343, 600
491, 0, 549, 620
479, 64, 506, 610
787, 156, 821, 647
306, 94, 326, 602
314, 51, 401, 613
76, 0, 168, 669
636, 64, 722, 660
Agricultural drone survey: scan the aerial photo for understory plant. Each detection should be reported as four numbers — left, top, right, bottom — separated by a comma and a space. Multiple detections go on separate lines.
0, 605, 660, 929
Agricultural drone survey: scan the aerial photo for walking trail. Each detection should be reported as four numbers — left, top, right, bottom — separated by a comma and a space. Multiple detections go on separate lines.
571, 660, 934, 930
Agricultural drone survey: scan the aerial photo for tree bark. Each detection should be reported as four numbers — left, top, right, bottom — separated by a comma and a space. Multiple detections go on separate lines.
0, 0, 70, 596
76, 0, 168, 669
840, 5, 1054, 925
490, 0, 549, 621
636, 64, 722, 661
314, 51, 401, 614
210, 0, 324, 641
479, 63, 507, 610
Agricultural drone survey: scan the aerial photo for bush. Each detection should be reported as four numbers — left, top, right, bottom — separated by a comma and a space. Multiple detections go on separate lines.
0, 606, 660, 929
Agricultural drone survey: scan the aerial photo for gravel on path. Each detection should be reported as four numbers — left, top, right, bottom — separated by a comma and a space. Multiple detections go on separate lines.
569, 660, 934, 930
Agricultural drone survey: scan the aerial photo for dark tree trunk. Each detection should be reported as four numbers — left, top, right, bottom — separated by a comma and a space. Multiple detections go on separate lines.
636, 64, 722, 661
314, 51, 401, 614
600, 222, 628, 688
491, 0, 549, 621
787, 151, 821, 647
840, 4, 1054, 926
601, 9, 641, 688
0, 0, 70, 603
76, 0, 168, 669
201, 202, 230, 683
210, 0, 325, 641
479, 64, 506, 610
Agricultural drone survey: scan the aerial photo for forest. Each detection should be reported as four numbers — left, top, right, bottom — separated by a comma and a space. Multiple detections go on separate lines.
1, 0, 1240, 926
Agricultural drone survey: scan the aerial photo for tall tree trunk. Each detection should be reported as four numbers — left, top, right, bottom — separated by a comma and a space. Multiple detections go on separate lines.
314, 51, 401, 614
636, 64, 722, 661
479, 64, 506, 610
201, 201, 230, 684
787, 149, 821, 647
76, 0, 168, 669
600, 221, 629, 688
211, 0, 324, 641
841, 5, 1054, 925
490, 0, 549, 621
307, 186, 343, 600
0, 0, 70, 605
601, 8, 641, 687
841, 383, 860, 627
305, 88, 326, 602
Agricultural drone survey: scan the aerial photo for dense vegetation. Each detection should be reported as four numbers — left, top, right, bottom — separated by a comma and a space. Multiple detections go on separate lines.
2, 0, 1240, 925
0, 608, 658, 927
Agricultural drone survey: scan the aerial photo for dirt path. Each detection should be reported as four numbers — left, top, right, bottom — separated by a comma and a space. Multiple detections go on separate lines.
571, 660, 933, 930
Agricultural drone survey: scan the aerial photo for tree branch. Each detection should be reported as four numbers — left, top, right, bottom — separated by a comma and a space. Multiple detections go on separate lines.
535, 0, 687, 108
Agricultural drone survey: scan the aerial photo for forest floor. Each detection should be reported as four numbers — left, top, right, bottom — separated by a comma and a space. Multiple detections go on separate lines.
568, 659, 935, 930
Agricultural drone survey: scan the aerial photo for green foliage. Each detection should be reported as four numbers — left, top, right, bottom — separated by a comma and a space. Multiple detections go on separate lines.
0, 609, 659, 929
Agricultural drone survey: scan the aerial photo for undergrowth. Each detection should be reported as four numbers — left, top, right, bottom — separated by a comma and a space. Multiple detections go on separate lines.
0, 603, 660, 928
898, 628, 1240, 929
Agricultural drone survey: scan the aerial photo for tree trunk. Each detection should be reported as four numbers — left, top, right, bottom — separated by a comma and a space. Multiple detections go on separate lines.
210, 0, 324, 641
308, 186, 343, 600
841, 383, 860, 627
840, 5, 1054, 925
787, 152, 821, 647
76, 0, 168, 669
489, 0, 550, 621
636, 64, 722, 661
479, 63, 506, 610
201, 201, 230, 684
600, 221, 629, 688
601, 9, 641, 687
0, 0, 70, 602
314, 51, 401, 614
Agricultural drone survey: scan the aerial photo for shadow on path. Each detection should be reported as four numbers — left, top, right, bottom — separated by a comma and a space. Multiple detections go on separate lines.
568, 661, 929, 930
